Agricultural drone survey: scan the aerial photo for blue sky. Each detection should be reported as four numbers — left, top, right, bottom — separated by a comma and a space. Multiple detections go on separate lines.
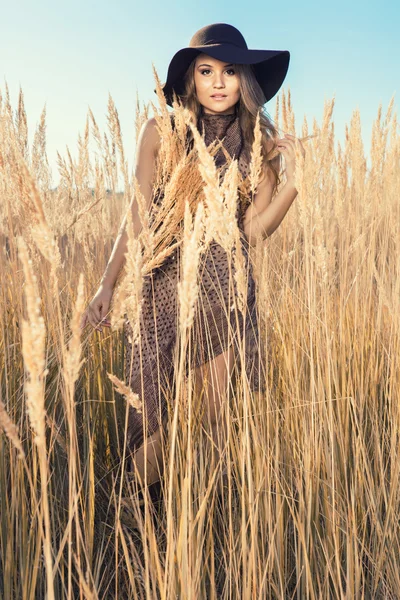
1, 0, 398, 188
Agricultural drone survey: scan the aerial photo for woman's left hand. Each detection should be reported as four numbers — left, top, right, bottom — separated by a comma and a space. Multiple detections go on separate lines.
277, 133, 306, 183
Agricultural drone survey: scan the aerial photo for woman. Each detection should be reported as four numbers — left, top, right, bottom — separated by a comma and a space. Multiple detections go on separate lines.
80, 23, 305, 490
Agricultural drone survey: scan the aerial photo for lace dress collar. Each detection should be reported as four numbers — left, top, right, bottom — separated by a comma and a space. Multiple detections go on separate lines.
197, 105, 244, 170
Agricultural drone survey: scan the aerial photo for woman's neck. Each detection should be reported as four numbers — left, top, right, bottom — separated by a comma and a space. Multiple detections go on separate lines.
200, 104, 238, 118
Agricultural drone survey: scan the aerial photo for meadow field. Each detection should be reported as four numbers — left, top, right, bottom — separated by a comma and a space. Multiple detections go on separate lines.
0, 76, 399, 599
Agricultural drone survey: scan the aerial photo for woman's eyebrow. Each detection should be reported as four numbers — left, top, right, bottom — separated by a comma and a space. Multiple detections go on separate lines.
197, 63, 234, 68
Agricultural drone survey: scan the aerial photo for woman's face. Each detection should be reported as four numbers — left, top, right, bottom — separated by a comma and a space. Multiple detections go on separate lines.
193, 53, 240, 115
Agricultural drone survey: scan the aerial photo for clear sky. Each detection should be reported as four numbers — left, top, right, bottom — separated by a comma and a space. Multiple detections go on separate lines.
1, 0, 398, 189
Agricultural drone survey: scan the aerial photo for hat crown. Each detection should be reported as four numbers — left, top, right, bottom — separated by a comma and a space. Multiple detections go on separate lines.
189, 23, 248, 50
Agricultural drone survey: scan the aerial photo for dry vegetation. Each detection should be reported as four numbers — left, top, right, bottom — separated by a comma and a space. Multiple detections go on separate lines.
0, 68, 399, 599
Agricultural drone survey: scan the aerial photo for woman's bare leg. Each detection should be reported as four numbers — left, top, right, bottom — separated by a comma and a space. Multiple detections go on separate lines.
194, 346, 236, 471
129, 345, 235, 487
129, 426, 164, 487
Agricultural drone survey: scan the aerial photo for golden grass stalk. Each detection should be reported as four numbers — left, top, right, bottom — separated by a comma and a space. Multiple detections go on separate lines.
31, 104, 52, 192
177, 199, 205, 333
107, 94, 130, 194
111, 206, 144, 339
0, 397, 25, 458
221, 154, 240, 234
107, 372, 142, 412
132, 170, 154, 255
17, 235, 47, 445
16, 235, 55, 600
16, 87, 28, 159
232, 231, 248, 316
12, 136, 62, 269
249, 108, 263, 196
63, 273, 86, 386
187, 116, 233, 252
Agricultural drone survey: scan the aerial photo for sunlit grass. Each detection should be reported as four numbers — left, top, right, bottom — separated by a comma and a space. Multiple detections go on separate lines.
0, 73, 399, 598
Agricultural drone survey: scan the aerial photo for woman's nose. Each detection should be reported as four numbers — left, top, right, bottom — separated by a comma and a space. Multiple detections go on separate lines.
213, 75, 225, 87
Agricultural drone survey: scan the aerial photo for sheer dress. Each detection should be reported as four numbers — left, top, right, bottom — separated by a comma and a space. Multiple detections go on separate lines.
124, 108, 267, 454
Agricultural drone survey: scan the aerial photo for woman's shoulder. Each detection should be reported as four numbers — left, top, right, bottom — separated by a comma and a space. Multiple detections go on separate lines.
137, 110, 185, 161
137, 116, 162, 156
140, 110, 177, 136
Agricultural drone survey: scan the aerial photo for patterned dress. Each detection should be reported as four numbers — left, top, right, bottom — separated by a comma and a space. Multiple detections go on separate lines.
124, 107, 267, 454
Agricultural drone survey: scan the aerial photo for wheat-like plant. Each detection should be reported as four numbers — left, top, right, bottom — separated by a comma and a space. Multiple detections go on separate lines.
1, 74, 399, 599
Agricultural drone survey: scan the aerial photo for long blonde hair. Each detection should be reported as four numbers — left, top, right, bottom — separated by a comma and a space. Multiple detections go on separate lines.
178, 57, 282, 195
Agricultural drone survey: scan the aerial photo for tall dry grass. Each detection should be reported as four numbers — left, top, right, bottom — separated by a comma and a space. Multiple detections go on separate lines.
0, 69, 399, 599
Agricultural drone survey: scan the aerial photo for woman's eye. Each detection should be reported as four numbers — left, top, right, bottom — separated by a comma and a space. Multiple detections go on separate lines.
200, 69, 236, 76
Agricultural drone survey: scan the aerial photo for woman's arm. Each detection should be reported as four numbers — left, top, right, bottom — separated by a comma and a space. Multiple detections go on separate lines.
99, 117, 161, 290
242, 149, 298, 246
80, 117, 161, 331
242, 172, 298, 246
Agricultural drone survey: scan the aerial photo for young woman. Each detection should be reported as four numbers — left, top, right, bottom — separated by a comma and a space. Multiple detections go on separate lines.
80, 23, 305, 491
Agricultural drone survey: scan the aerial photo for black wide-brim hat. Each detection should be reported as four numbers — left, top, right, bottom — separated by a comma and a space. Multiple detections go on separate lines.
155, 23, 290, 107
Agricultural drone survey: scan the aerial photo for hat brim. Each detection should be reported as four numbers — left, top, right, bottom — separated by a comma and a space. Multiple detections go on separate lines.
155, 44, 290, 107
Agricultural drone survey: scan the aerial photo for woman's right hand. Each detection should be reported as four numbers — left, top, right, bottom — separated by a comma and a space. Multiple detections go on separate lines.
80, 284, 113, 332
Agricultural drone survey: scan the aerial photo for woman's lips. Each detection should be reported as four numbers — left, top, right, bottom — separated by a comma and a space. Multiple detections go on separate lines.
211, 95, 227, 100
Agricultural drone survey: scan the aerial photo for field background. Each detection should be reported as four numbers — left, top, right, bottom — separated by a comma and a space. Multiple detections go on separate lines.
1, 0, 399, 597
0, 86, 399, 598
